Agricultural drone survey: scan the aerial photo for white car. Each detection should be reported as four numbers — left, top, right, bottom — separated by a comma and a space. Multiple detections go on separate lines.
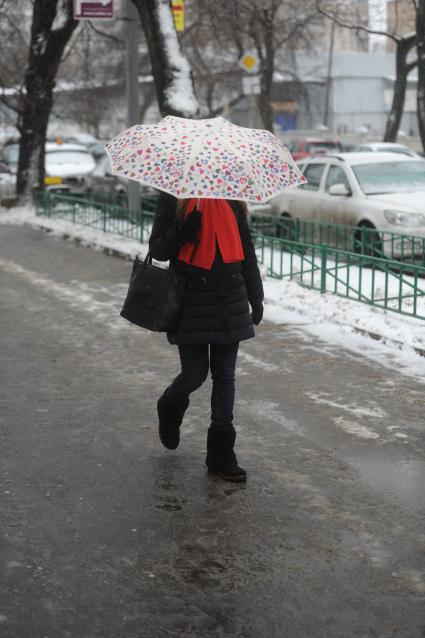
270, 153, 425, 257
0, 160, 16, 205
44, 142, 96, 195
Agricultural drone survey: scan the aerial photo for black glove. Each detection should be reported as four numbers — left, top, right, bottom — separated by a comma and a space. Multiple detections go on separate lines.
251, 303, 264, 326
178, 209, 202, 244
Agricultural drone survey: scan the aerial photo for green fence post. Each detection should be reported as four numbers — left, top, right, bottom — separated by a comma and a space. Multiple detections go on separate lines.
320, 245, 328, 293
295, 217, 300, 242
102, 205, 107, 232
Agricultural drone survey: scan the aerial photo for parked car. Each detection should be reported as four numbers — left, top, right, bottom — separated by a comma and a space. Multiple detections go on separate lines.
84, 155, 158, 208
353, 142, 422, 158
270, 152, 425, 257
65, 135, 108, 163
2, 139, 19, 173
1, 140, 96, 195
287, 137, 343, 161
44, 142, 96, 195
0, 161, 16, 206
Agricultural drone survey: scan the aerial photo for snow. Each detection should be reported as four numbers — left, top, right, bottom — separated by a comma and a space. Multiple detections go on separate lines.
155, 0, 199, 117
52, 5, 69, 31
1, 204, 425, 383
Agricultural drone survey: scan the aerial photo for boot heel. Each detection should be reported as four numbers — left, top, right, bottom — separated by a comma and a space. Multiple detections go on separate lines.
206, 428, 247, 482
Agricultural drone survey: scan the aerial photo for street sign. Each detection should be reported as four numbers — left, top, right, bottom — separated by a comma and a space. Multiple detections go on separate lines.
171, 1, 185, 32
74, 0, 114, 20
238, 51, 260, 74
242, 75, 260, 96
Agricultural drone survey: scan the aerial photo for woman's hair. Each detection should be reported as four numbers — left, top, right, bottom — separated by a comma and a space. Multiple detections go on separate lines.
176, 198, 247, 221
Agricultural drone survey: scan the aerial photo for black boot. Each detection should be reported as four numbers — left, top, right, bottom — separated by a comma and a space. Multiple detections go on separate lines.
157, 392, 189, 450
206, 428, 247, 482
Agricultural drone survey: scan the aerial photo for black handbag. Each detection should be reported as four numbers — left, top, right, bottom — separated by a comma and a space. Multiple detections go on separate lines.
120, 252, 185, 332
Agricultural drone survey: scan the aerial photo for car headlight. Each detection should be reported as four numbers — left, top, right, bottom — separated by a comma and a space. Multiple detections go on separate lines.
384, 210, 425, 226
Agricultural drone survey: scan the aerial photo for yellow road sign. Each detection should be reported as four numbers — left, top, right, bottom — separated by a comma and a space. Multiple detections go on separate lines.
238, 52, 260, 74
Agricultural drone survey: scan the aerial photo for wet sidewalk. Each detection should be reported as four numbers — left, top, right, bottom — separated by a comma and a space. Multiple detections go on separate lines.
0, 225, 424, 637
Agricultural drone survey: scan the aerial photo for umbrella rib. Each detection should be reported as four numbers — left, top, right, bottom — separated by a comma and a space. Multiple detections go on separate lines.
213, 128, 265, 199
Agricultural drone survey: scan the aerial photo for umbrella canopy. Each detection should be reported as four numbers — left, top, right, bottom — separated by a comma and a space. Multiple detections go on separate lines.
106, 115, 305, 203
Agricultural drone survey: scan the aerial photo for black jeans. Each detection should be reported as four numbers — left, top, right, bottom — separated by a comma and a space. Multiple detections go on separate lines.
165, 342, 239, 431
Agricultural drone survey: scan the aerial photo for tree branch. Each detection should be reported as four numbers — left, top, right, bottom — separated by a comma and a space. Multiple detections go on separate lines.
316, 1, 400, 42
87, 20, 123, 44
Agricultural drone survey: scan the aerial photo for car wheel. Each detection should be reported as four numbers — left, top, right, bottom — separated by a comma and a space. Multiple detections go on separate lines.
354, 222, 383, 258
276, 214, 296, 240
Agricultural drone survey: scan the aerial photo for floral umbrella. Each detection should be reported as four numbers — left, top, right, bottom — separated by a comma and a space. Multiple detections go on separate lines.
105, 115, 305, 203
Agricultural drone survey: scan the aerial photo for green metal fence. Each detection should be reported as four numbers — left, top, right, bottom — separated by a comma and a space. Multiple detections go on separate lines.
256, 215, 425, 265
35, 191, 425, 321
35, 191, 155, 243
253, 232, 425, 321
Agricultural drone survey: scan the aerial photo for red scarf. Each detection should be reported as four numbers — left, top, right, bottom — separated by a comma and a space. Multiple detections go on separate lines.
178, 199, 245, 270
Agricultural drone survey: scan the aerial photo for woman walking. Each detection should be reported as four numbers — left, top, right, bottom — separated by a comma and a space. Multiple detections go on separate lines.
149, 191, 264, 483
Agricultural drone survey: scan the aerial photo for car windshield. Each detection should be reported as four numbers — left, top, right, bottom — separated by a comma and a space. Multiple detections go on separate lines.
46, 150, 93, 166
3, 144, 19, 164
352, 161, 425, 195
375, 145, 411, 155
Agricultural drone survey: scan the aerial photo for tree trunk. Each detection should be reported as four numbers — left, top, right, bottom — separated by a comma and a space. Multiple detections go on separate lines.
383, 35, 416, 142
256, 8, 275, 132
130, 0, 198, 118
417, 0, 425, 151
16, 0, 78, 198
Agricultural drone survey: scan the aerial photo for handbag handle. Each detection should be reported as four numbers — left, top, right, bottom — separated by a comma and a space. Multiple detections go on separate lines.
142, 252, 153, 266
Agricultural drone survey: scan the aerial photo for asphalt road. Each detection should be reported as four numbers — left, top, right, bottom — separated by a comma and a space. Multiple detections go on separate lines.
1, 224, 424, 638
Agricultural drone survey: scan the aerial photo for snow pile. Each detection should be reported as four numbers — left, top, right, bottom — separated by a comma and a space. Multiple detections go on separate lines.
2, 204, 425, 381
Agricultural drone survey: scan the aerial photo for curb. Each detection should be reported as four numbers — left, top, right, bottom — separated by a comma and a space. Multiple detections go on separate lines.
348, 325, 425, 359
27, 221, 137, 261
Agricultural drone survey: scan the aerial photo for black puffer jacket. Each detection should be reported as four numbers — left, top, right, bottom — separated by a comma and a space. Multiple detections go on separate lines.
149, 192, 264, 345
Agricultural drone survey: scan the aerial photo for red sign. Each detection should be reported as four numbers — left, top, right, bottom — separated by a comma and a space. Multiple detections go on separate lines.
74, 0, 114, 20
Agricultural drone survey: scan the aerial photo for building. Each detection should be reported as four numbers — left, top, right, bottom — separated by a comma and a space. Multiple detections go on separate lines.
315, 0, 370, 53
270, 52, 418, 137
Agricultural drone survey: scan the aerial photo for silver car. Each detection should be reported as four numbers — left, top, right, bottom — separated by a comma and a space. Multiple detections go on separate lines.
270, 152, 425, 257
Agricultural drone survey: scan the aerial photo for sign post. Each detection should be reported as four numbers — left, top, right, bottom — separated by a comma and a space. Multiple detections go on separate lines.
126, 0, 141, 215
74, 0, 114, 20
239, 51, 260, 129
73, 0, 140, 213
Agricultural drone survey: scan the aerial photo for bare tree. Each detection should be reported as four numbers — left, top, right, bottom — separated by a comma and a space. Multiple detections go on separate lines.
16, 0, 79, 197
130, 0, 198, 117
317, 0, 417, 143
250, 2, 319, 132
0, 3, 31, 122
416, 0, 425, 149
194, 0, 319, 132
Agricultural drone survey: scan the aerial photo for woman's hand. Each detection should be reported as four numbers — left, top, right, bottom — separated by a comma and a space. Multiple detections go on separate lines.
251, 303, 263, 326
178, 210, 202, 243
